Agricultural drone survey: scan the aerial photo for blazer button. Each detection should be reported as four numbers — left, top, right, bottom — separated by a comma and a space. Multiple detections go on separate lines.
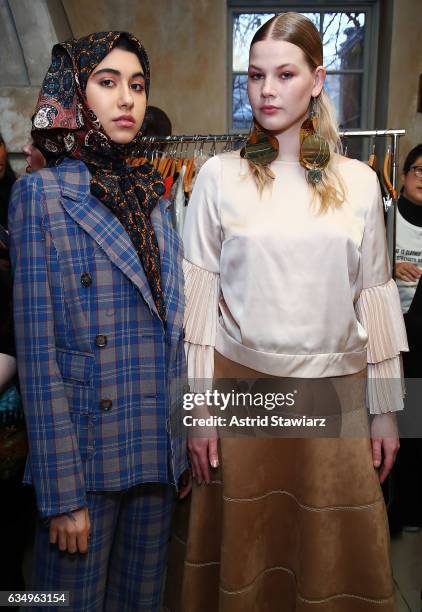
100, 399, 112, 411
95, 334, 107, 348
81, 272, 92, 287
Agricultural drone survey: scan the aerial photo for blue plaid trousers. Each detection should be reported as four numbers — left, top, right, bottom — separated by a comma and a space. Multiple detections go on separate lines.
28, 484, 175, 611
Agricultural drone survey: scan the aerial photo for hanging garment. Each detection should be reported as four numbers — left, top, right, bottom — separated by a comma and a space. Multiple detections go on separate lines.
170, 164, 187, 237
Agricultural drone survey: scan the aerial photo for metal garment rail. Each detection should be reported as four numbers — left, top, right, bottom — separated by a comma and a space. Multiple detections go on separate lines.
139, 129, 405, 142
139, 129, 406, 271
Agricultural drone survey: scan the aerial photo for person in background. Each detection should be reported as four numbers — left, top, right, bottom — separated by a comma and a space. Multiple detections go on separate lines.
0, 132, 17, 228
23, 142, 46, 175
390, 143, 422, 533
142, 105, 172, 137
135, 105, 174, 199
0, 130, 35, 592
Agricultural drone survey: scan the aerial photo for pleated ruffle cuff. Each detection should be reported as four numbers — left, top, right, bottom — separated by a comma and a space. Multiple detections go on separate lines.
367, 356, 405, 414
355, 279, 408, 413
183, 259, 220, 390
355, 278, 408, 363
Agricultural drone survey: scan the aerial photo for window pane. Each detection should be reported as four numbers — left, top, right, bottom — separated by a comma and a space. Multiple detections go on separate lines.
322, 12, 365, 70
300, 13, 320, 31
233, 12, 321, 72
233, 12, 275, 71
231, 11, 368, 131
325, 73, 362, 129
232, 74, 252, 130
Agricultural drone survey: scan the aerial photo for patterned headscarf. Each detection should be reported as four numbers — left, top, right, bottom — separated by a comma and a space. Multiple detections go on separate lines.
31, 32, 166, 322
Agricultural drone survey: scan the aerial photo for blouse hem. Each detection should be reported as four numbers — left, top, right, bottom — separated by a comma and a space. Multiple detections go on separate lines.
215, 324, 367, 378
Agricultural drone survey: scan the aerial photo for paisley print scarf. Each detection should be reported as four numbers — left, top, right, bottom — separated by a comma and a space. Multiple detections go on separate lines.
31, 32, 166, 322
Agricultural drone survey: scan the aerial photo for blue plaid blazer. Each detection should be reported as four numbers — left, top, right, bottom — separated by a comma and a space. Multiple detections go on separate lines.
9, 159, 187, 518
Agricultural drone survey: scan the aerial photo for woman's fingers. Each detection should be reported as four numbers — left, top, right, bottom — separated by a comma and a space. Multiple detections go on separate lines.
77, 530, 89, 554
208, 437, 219, 469
371, 412, 400, 484
379, 454, 394, 484
197, 446, 212, 483
49, 524, 58, 545
372, 438, 382, 469
67, 533, 78, 554
190, 460, 197, 481
188, 437, 217, 484
379, 438, 400, 484
48, 508, 90, 553
397, 270, 414, 281
86, 508, 91, 537
396, 262, 422, 281
58, 529, 68, 552
178, 470, 193, 499
188, 445, 203, 484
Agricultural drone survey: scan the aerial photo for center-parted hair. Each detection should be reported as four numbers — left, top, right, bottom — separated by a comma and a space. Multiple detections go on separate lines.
248, 12, 345, 211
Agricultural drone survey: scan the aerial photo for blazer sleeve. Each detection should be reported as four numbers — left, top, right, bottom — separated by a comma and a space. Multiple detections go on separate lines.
182, 156, 222, 390
355, 173, 408, 414
9, 175, 87, 518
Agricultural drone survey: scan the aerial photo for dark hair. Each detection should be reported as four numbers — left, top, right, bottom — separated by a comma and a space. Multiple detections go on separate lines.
142, 106, 172, 137
0, 132, 17, 184
403, 144, 422, 174
112, 35, 149, 95
113, 35, 141, 57
0, 131, 17, 229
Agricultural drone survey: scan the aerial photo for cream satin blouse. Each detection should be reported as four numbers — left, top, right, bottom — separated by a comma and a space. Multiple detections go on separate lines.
182, 151, 408, 413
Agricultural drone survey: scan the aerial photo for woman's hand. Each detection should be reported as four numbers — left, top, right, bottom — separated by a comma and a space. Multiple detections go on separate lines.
395, 261, 422, 282
371, 413, 400, 484
49, 507, 91, 554
178, 469, 192, 499
188, 435, 219, 485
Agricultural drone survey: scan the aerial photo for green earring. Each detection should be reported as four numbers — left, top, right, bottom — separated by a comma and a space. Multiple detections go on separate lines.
299, 97, 330, 184
240, 119, 279, 166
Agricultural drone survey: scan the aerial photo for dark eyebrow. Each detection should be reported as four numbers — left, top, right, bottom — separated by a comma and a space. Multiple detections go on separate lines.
91, 68, 145, 79
248, 63, 295, 71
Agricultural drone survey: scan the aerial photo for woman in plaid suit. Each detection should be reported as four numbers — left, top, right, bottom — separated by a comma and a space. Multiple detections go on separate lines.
9, 32, 188, 611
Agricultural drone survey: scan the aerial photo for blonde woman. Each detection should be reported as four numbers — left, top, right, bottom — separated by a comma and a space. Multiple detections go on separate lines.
175, 12, 408, 612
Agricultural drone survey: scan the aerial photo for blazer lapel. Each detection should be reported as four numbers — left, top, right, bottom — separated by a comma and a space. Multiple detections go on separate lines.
57, 160, 160, 318
151, 198, 183, 329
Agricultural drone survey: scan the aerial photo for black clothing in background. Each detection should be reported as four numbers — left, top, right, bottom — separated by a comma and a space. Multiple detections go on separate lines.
388, 195, 422, 532
0, 247, 15, 358
0, 225, 36, 593
398, 194, 422, 227
0, 164, 16, 229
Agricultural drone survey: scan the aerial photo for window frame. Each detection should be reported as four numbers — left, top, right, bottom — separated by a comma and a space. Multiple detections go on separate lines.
227, 0, 380, 133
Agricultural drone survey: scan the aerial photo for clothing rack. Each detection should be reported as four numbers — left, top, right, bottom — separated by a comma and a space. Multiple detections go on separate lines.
139, 129, 406, 271
140, 128, 405, 142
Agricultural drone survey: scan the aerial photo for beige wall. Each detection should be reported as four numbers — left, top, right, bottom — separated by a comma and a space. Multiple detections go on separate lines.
2, 0, 421, 173
387, 0, 422, 168
1, 0, 227, 173
62, 0, 227, 134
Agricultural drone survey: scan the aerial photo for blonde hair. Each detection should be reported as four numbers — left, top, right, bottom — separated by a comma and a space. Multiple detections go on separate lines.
247, 12, 345, 212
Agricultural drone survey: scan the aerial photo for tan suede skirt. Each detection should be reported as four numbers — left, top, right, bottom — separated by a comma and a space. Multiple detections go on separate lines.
164, 352, 394, 612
